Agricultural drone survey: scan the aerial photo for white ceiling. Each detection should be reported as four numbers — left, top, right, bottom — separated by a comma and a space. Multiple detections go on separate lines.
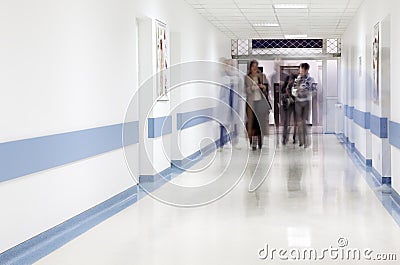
184, 0, 364, 39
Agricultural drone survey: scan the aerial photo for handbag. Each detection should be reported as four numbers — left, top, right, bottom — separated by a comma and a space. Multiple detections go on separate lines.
281, 94, 290, 110
258, 75, 272, 110
287, 96, 295, 105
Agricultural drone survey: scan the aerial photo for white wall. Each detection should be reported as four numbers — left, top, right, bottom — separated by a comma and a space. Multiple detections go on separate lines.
171, 83, 221, 161
341, 0, 400, 190
0, 0, 230, 252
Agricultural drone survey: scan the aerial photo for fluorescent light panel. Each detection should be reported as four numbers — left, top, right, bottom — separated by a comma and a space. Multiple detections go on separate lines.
273, 4, 308, 9
253, 23, 280, 27
285, 34, 308, 39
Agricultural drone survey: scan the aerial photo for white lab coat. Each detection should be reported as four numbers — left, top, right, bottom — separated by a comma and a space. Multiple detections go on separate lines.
215, 70, 244, 127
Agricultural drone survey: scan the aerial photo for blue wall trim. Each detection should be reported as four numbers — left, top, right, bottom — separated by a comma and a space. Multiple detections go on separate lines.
139, 167, 172, 184
338, 133, 380, 179
389, 121, 400, 149
177, 108, 214, 130
353, 109, 370, 129
140, 136, 231, 197
123, 121, 140, 146
341, 104, 394, 142
148, 116, 172, 138
339, 132, 390, 185
0, 132, 231, 265
0, 122, 139, 183
371, 167, 392, 185
393, 189, 400, 208
141, 133, 232, 194
172, 130, 232, 170
336, 133, 400, 226
344, 105, 349, 118
344, 105, 354, 119
349, 106, 354, 120
0, 185, 138, 265
370, 114, 388, 139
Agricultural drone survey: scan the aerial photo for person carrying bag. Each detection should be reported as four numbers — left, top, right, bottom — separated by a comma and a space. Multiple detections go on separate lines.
245, 60, 271, 150
281, 74, 297, 145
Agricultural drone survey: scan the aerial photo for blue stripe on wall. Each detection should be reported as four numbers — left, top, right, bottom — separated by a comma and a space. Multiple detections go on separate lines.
0, 186, 138, 265
177, 108, 214, 130
370, 114, 388, 139
344, 105, 354, 119
353, 109, 370, 129
0, 132, 232, 265
349, 106, 354, 120
389, 121, 400, 149
123, 121, 140, 146
365, 112, 371, 129
148, 116, 172, 138
0, 122, 139, 183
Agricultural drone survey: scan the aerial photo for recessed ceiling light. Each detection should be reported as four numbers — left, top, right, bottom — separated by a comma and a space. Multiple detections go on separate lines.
285, 34, 308, 39
273, 4, 308, 9
253, 23, 280, 27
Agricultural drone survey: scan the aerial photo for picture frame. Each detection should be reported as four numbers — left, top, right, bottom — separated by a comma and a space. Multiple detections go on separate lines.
155, 19, 169, 101
372, 22, 380, 101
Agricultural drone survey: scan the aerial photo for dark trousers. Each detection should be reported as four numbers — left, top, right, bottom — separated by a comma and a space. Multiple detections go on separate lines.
220, 88, 235, 148
282, 103, 297, 143
295, 100, 310, 146
220, 125, 227, 147
247, 101, 268, 148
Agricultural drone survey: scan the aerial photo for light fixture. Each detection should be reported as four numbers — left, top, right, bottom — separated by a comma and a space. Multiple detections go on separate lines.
285, 34, 308, 39
273, 4, 308, 9
253, 23, 280, 27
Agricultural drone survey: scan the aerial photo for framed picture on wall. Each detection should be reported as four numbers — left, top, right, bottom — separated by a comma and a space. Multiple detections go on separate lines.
372, 22, 380, 101
155, 19, 169, 101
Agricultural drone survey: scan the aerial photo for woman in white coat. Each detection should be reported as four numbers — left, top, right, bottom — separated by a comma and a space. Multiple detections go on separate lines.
216, 59, 244, 150
245, 60, 271, 150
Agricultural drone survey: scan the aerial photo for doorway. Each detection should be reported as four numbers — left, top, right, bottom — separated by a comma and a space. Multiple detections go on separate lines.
268, 60, 323, 132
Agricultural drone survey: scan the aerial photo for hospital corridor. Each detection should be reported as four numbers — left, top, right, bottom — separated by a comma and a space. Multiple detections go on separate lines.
1, 0, 400, 264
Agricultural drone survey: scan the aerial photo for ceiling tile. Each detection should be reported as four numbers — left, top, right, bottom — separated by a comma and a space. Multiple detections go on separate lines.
185, 0, 364, 39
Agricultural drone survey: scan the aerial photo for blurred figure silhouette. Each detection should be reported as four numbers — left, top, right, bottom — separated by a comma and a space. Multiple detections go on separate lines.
245, 60, 271, 150
291, 63, 316, 148
217, 58, 244, 151
281, 74, 298, 145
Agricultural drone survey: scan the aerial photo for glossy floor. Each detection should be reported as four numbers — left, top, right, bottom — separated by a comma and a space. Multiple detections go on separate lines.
36, 135, 400, 265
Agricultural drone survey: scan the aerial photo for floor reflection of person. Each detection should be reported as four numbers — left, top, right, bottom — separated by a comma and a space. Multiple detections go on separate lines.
281, 74, 298, 145
245, 60, 270, 150
283, 147, 306, 197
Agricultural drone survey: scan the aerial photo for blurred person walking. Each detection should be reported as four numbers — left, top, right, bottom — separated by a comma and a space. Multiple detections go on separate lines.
291, 63, 316, 148
281, 74, 297, 145
245, 60, 271, 150
217, 59, 244, 151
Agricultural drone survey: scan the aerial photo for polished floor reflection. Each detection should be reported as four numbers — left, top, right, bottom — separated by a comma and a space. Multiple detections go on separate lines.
36, 135, 400, 265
